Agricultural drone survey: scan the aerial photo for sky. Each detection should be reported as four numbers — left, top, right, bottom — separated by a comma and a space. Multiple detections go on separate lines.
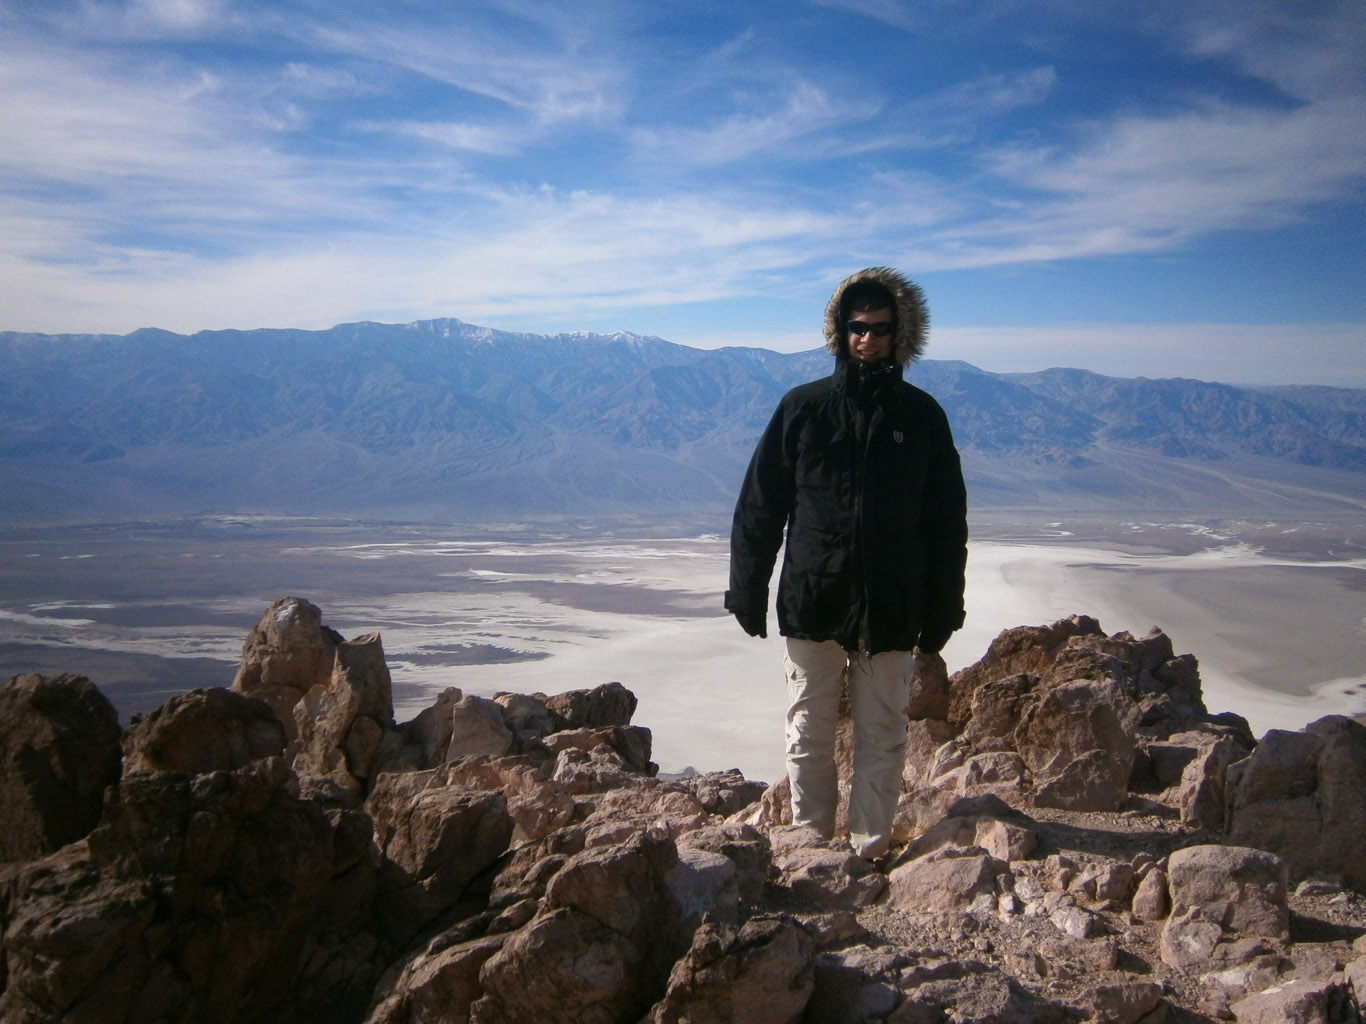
2, 0, 1364, 386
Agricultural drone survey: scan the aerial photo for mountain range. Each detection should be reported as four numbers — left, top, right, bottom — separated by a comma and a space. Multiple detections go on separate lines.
1, 318, 1362, 525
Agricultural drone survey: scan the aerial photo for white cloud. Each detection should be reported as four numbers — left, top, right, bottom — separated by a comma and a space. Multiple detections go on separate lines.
632, 80, 874, 167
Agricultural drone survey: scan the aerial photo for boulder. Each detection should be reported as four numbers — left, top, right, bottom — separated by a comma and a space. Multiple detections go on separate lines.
0, 673, 121, 862
1, 756, 380, 1024
909, 617, 1222, 821
122, 686, 286, 775
1020, 678, 1138, 812
898, 794, 1038, 864
366, 766, 515, 946
363, 931, 506, 1024
769, 826, 886, 907
645, 916, 815, 1024
231, 596, 342, 741
1226, 715, 1366, 887
885, 851, 1009, 915
469, 833, 684, 1024
1228, 976, 1350, 1024
544, 681, 638, 730
1159, 845, 1288, 970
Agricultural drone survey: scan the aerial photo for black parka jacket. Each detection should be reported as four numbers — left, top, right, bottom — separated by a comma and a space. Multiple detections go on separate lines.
725, 268, 967, 655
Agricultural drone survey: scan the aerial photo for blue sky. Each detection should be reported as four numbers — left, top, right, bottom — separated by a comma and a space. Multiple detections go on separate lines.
2, 0, 1364, 385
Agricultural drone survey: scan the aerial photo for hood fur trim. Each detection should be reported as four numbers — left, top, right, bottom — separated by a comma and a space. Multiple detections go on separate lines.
823, 266, 928, 366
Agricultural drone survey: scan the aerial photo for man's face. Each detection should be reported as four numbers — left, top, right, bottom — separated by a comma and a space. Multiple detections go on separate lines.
846, 307, 895, 363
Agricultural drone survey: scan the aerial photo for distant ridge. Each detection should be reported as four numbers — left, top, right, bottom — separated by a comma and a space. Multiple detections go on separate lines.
1, 318, 1362, 525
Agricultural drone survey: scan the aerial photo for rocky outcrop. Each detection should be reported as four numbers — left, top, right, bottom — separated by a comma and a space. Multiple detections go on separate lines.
0, 673, 121, 862
4, 605, 1366, 1024
1226, 715, 1366, 888
232, 595, 343, 742
122, 685, 286, 775
892, 615, 1257, 840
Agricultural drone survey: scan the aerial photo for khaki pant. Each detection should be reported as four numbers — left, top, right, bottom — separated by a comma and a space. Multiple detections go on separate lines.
784, 638, 915, 859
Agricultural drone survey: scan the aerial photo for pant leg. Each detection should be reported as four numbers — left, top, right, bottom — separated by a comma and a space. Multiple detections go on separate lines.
783, 637, 848, 839
846, 648, 916, 859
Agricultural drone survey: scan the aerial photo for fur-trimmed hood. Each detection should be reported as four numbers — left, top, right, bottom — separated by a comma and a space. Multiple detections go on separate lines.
822, 266, 928, 366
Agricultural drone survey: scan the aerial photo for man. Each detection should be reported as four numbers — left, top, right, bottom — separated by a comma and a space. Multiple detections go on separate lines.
725, 266, 967, 861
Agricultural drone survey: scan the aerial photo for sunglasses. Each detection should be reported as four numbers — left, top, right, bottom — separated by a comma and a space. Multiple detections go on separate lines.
846, 319, 894, 338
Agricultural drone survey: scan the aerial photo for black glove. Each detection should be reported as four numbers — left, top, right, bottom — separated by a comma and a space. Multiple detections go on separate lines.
733, 606, 767, 639
916, 628, 952, 654
724, 590, 768, 638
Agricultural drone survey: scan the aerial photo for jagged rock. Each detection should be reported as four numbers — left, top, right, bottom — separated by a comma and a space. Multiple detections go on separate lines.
469, 833, 684, 1024
293, 631, 395, 797
1131, 866, 1170, 921
11, 602, 1366, 1024
645, 915, 815, 1024
907, 617, 1235, 823
1226, 715, 1366, 887
806, 945, 905, 1023
1159, 845, 1288, 970
0, 673, 121, 862
769, 826, 886, 907
1021, 677, 1138, 811
363, 931, 507, 1024
1083, 980, 1165, 1024
445, 693, 515, 759
668, 847, 740, 939
545, 723, 655, 775
677, 821, 772, 907
121, 686, 286, 775
1172, 730, 1248, 828
0, 756, 380, 1023
886, 851, 1008, 914
366, 765, 515, 946
544, 680, 638, 729
1228, 976, 1350, 1023
898, 793, 1038, 864
491, 690, 554, 747
232, 596, 343, 742
677, 768, 769, 818
907, 649, 951, 720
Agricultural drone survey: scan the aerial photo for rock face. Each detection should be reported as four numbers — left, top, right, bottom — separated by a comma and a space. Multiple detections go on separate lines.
122, 686, 287, 775
0, 673, 122, 861
232, 595, 344, 742
4, 605, 1366, 1024
888, 615, 1256, 843
1226, 715, 1366, 888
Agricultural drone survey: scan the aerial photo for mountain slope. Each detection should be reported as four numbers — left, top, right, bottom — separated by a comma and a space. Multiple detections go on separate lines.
1, 319, 1361, 524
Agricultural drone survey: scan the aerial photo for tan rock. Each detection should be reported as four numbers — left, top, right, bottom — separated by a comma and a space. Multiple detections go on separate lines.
231, 596, 342, 741
471, 833, 682, 1024
645, 916, 815, 1024
1083, 980, 1165, 1024
885, 851, 1007, 914
1229, 976, 1346, 1024
1132, 866, 1170, 921
1226, 715, 1366, 887
366, 767, 514, 946
769, 826, 886, 907
1159, 845, 1288, 970
293, 631, 394, 796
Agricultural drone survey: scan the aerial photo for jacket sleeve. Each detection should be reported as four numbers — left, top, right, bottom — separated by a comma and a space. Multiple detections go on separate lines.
725, 400, 796, 616
919, 406, 968, 642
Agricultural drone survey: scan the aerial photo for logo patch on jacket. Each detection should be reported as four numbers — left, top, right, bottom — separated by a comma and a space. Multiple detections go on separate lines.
892, 430, 904, 443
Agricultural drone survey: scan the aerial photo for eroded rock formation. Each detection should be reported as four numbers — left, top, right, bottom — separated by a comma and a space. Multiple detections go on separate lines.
2, 606, 1364, 1024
